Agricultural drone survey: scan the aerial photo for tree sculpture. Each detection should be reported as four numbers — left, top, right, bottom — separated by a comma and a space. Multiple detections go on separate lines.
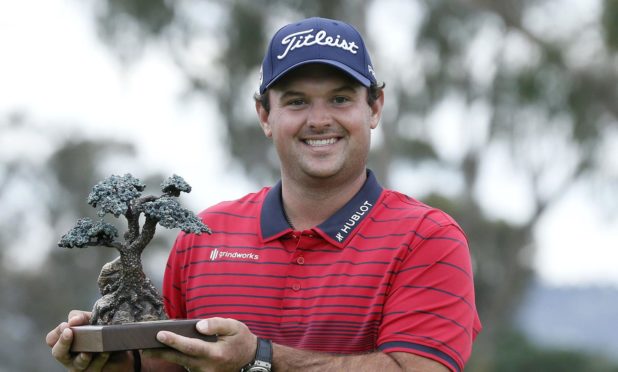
59, 174, 210, 325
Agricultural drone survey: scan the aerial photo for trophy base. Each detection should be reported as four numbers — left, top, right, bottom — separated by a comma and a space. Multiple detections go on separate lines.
70, 319, 217, 352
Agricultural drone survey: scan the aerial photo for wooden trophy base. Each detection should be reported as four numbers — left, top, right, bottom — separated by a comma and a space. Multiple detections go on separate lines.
70, 319, 217, 352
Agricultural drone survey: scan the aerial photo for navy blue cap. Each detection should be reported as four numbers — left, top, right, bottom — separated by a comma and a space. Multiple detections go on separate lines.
259, 17, 378, 94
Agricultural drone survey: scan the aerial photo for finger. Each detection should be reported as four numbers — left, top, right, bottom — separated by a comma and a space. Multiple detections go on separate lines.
197, 318, 256, 366
51, 328, 75, 365
68, 310, 92, 326
46, 322, 69, 348
87, 352, 110, 370
51, 328, 96, 371
143, 348, 194, 369
72, 352, 92, 371
156, 330, 211, 358
196, 317, 233, 336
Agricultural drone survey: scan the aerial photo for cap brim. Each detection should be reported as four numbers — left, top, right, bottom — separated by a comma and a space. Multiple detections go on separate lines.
262, 59, 372, 93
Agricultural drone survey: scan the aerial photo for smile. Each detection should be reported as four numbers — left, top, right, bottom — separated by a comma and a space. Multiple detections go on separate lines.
304, 138, 338, 147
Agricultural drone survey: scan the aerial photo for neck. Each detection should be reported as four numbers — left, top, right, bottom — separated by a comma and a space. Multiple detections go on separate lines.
281, 169, 368, 231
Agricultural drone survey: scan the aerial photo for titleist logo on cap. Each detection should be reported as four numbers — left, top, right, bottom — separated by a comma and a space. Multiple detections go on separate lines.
277, 29, 360, 60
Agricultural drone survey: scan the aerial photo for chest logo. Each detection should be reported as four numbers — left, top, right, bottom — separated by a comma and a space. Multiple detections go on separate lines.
209, 248, 259, 261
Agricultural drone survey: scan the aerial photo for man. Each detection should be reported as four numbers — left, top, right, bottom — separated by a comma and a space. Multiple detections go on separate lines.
47, 17, 481, 371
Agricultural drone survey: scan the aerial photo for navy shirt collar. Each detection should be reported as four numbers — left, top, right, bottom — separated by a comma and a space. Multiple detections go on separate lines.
260, 170, 383, 246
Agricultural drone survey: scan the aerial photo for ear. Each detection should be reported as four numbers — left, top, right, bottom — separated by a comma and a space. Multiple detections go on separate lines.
369, 89, 384, 130
255, 99, 272, 138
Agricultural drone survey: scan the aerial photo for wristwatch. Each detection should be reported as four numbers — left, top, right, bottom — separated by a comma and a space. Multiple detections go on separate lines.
241, 337, 273, 372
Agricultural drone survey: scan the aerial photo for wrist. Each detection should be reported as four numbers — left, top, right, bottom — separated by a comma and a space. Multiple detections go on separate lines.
241, 337, 273, 372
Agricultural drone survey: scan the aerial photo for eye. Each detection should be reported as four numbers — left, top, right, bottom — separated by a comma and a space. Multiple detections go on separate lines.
332, 96, 350, 104
286, 98, 306, 106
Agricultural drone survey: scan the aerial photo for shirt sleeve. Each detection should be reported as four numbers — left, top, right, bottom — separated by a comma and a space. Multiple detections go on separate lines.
377, 216, 481, 372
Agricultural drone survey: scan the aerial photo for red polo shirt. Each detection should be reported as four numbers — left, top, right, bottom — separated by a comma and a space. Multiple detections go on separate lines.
163, 170, 481, 372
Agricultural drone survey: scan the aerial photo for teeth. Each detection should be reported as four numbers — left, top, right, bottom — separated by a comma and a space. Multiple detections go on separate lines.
305, 138, 337, 147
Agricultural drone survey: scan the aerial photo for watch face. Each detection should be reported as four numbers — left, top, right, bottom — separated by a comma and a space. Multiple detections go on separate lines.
247, 367, 270, 372
247, 361, 271, 372
245, 360, 271, 372
242, 362, 271, 372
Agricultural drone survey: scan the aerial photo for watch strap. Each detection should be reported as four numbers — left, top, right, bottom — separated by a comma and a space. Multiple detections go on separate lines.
255, 337, 272, 365
241, 337, 272, 372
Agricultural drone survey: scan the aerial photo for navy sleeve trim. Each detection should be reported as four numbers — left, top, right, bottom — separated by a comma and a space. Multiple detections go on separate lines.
378, 341, 460, 372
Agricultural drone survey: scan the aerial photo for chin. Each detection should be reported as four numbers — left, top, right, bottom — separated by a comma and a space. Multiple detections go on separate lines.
304, 169, 339, 179
301, 163, 359, 181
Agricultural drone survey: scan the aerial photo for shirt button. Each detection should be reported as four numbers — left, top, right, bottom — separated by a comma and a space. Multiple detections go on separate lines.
296, 256, 305, 265
292, 283, 301, 291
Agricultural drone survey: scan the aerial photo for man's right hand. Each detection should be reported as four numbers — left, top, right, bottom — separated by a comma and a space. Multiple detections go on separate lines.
45, 310, 129, 371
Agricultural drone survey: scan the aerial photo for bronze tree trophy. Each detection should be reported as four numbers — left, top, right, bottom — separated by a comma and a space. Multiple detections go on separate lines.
59, 174, 214, 352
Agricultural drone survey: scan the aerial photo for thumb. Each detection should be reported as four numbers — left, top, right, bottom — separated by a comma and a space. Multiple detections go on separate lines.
68, 310, 92, 326
196, 317, 232, 336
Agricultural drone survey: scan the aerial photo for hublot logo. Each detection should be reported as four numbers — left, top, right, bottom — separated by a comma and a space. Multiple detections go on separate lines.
335, 200, 374, 242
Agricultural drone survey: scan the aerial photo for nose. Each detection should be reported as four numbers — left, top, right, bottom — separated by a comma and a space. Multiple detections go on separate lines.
306, 101, 332, 130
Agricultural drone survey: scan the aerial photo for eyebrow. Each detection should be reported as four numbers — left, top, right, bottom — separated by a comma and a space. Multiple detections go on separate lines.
331, 84, 358, 94
277, 84, 360, 102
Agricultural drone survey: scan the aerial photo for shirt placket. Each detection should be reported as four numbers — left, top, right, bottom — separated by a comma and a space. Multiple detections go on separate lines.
282, 231, 309, 324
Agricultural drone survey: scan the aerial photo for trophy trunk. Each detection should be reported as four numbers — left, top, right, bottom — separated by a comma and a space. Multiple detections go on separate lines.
90, 251, 167, 325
